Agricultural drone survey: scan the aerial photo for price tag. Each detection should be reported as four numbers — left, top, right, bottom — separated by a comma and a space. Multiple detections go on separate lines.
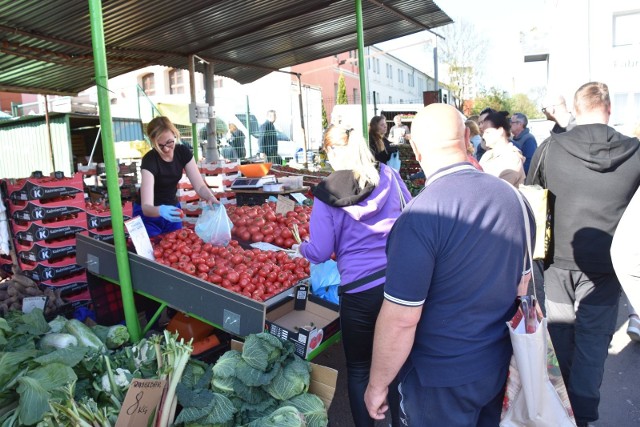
22, 296, 47, 313
275, 195, 295, 215
290, 192, 308, 204
125, 216, 155, 260
116, 379, 166, 427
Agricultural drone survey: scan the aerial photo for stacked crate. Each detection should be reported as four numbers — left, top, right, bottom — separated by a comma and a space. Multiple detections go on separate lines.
2, 173, 91, 313
81, 200, 133, 243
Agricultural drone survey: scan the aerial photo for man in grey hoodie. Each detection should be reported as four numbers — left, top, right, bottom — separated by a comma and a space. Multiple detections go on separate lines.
527, 82, 640, 427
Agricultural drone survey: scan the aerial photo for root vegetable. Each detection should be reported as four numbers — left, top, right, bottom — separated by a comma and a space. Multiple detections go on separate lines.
12, 274, 38, 289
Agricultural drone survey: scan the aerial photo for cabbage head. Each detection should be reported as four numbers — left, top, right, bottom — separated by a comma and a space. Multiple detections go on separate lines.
284, 393, 328, 427
265, 356, 311, 401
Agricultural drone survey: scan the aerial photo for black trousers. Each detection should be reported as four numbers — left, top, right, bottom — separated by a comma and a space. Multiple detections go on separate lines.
340, 284, 399, 427
545, 266, 621, 424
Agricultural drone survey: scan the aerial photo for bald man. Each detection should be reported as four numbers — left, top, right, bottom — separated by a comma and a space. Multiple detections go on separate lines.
365, 104, 533, 426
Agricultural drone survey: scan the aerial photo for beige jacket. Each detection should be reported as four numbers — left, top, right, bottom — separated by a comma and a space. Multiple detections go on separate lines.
479, 143, 526, 187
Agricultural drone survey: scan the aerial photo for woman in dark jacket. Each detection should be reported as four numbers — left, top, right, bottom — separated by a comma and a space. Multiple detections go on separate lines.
368, 115, 397, 165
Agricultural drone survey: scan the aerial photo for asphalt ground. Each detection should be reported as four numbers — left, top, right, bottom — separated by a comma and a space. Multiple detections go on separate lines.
316, 293, 640, 427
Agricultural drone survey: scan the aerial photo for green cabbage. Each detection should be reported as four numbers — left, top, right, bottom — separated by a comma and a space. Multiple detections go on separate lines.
265, 356, 311, 401
245, 405, 305, 427
284, 393, 328, 427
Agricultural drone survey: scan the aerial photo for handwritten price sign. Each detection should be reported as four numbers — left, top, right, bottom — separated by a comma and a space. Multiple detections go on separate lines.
116, 379, 166, 427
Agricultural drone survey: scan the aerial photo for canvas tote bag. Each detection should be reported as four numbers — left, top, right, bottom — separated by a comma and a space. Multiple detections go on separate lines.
500, 187, 576, 427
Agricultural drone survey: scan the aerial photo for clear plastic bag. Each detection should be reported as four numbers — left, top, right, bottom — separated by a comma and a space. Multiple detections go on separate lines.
195, 204, 233, 246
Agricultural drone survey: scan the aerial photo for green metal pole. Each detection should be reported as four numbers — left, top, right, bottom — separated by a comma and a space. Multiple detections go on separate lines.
88, 0, 141, 342
356, 0, 368, 140
246, 96, 252, 158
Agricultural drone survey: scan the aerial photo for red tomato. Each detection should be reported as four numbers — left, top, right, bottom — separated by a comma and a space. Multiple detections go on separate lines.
251, 232, 265, 242
197, 263, 209, 273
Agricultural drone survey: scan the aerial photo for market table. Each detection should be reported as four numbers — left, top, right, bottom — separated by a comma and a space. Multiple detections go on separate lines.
75, 233, 341, 359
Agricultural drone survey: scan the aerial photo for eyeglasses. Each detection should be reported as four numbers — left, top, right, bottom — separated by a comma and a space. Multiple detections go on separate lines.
510, 120, 522, 125
158, 139, 175, 149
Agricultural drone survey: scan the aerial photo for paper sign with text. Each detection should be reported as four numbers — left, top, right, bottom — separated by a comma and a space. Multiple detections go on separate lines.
290, 192, 308, 204
116, 379, 166, 427
125, 216, 155, 260
275, 195, 295, 215
22, 296, 47, 313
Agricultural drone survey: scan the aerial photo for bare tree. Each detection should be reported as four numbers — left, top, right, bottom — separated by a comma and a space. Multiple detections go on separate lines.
439, 20, 487, 113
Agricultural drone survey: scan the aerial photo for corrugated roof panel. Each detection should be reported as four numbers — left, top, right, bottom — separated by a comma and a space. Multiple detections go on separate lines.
0, 0, 452, 95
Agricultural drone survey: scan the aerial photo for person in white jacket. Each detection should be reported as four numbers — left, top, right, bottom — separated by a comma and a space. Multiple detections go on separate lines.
611, 186, 640, 341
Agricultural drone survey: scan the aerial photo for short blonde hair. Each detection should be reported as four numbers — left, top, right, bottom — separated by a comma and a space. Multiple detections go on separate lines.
147, 116, 180, 153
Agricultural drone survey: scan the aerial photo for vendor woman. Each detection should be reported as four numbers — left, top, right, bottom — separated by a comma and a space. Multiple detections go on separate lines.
134, 116, 219, 237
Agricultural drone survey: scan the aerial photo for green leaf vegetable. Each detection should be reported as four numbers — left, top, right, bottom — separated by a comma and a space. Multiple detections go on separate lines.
283, 393, 328, 427
174, 333, 327, 427
265, 356, 311, 401
245, 405, 306, 427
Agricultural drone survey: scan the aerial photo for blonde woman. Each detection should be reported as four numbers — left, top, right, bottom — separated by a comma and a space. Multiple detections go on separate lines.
135, 116, 218, 237
297, 125, 410, 427
479, 112, 525, 186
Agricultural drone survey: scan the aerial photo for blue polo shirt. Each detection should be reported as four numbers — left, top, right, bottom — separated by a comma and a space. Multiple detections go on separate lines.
385, 163, 532, 387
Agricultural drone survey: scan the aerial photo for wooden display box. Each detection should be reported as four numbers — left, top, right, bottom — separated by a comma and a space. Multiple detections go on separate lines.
75, 234, 297, 337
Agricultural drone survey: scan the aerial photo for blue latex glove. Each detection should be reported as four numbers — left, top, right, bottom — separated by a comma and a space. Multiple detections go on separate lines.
158, 205, 182, 222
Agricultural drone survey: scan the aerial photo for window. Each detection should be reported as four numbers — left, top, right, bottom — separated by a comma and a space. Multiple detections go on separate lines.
408, 73, 415, 88
334, 83, 338, 99
386, 63, 393, 79
388, 96, 392, 103
142, 73, 155, 96
398, 69, 404, 84
614, 12, 640, 46
375, 58, 381, 74
367, 58, 370, 70
353, 88, 359, 103
169, 69, 184, 94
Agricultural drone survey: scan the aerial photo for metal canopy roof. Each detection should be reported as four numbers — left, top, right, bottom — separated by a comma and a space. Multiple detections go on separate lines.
0, 0, 452, 96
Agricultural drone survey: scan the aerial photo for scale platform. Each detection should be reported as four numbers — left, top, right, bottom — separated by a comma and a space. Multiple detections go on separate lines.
231, 175, 277, 189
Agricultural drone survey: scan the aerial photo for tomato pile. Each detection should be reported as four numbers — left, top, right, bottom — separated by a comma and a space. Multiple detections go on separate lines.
152, 228, 310, 302
226, 202, 312, 249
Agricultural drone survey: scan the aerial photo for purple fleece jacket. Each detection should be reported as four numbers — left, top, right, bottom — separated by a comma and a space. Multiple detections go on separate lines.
299, 164, 412, 293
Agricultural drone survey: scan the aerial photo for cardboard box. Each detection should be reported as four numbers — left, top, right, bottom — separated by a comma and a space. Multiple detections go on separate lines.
16, 237, 77, 263
10, 195, 85, 222
13, 214, 87, 243
5, 173, 83, 202
230, 340, 337, 410
266, 286, 341, 360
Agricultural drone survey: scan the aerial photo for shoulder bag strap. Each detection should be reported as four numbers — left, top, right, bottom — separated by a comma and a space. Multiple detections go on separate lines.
510, 185, 536, 299
391, 172, 406, 209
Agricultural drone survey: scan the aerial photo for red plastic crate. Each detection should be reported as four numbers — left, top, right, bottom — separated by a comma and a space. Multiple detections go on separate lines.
15, 237, 77, 263
12, 213, 87, 243
9, 194, 85, 222
39, 271, 88, 296
85, 201, 133, 230
5, 173, 83, 202
20, 258, 85, 282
